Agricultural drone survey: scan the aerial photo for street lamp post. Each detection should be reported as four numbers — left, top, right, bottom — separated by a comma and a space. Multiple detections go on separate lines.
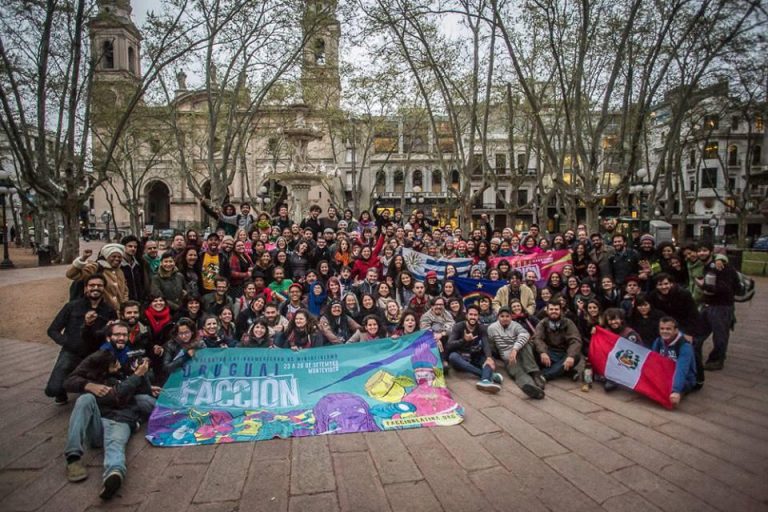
629, 168, 654, 221
254, 184, 272, 213
0, 168, 18, 269
101, 211, 112, 241
410, 185, 425, 216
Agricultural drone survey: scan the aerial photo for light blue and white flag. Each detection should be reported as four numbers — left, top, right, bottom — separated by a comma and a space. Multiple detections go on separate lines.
402, 248, 473, 280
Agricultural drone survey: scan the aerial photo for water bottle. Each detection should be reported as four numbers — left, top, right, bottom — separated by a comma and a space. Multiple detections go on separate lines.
581, 358, 593, 392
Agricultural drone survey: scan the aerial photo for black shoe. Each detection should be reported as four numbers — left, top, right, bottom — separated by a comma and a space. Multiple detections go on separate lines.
521, 383, 545, 400
604, 380, 618, 392
692, 382, 704, 392
99, 472, 123, 500
704, 360, 724, 371
532, 372, 546, 390
54, 395, 68, 406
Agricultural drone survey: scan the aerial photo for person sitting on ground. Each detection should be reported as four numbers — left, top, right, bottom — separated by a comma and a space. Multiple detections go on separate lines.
318, 300, 362, 344
531, 301, 582, 382
601, 308, 643, 392
63, 342, 159, 500
487, 306, 545, 399
651, 316, 698, 408
446, 305, 503, 394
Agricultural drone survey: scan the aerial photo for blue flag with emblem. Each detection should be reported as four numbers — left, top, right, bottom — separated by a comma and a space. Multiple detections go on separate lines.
453, 277, 506, 307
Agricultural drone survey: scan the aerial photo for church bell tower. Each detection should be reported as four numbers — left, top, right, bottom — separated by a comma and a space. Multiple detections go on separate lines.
301, 0, 342, 111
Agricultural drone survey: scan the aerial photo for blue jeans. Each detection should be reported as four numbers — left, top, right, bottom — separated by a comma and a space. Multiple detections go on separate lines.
64, 394, 131, 479
540, 349, 578, 380
448, 352, 492, 381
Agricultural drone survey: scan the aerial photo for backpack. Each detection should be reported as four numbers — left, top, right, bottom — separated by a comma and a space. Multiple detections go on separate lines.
734, 271, 755, 303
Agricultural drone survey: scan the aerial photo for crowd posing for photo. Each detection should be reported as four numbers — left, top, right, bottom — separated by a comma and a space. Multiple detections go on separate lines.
47, 202, 742, 499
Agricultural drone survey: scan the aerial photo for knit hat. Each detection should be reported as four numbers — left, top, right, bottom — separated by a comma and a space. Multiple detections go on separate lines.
100, 243, 125, 259
639, 234, 655, 244
222, 235, 235, 244
714, 253, 729, 264
324, 228, 335, 234
490, 238, 501, 245
288, 283, 303, 294
425, 270, 438, 279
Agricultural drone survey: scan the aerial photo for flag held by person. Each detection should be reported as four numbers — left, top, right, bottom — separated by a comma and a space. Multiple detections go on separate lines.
589, 327, 676, 409
402, 248, 473, 280
453, 277, 506, 307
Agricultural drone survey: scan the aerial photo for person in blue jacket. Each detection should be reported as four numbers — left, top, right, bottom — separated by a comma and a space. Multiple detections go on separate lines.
651, 316, 697, 407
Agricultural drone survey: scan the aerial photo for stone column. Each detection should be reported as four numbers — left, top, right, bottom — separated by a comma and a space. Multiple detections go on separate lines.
291, 183, 311, 223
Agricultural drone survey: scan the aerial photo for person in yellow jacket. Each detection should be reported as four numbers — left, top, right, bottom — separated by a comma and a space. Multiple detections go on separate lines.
66, 244, 129, 312
492, 270, 536, 315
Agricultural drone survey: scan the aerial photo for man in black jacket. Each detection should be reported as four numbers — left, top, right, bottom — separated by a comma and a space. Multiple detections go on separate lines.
46, 274, 117, 405
446, 305, 501, 393
63, 331, 159, 500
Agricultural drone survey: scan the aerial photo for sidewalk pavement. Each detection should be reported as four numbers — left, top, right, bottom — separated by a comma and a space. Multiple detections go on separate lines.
0, 278, 766, 511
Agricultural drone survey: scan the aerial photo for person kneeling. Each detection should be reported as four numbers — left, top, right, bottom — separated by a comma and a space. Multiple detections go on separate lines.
63, 342, 157, 500
446, 305, 502, 393
651, 316, 697, 408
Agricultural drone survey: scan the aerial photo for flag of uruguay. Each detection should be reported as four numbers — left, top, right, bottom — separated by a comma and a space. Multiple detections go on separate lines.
402, 248, 473, 280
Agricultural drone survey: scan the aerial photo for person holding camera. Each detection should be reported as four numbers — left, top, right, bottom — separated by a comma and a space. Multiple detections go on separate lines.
62, 322, 160, 500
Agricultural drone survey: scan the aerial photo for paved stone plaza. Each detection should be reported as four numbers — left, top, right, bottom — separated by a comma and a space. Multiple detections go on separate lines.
0, 271, 766, 512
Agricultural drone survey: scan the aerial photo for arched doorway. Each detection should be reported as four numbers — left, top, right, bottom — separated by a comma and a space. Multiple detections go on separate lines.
145, 181, 171, 229
260, 179, 288, 216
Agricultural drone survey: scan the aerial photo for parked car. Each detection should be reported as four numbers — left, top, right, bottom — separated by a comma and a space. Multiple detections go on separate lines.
753, 235, 768, 251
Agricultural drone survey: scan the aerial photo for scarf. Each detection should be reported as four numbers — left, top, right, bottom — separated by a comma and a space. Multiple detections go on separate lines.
145, 306, 172, 335
547, 319, 563, 331
144, 254, 161, 273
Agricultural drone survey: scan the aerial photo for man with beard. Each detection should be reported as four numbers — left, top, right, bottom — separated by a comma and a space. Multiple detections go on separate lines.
63, 328, 159, 499
531, 301, 582, 381
446, 305, 502, 393
120, 235, 148, 302
589, 233, 615, 279
492, 270, 536, 315
46, 274, 117, 405
608, 234, 640, 288
117, 300, 165, 381
195, 233, 231, 295
487, 306, 545, 399
601, 308, 643, 392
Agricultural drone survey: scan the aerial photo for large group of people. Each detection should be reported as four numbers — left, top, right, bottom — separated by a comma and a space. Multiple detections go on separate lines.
46, 202, 742, 499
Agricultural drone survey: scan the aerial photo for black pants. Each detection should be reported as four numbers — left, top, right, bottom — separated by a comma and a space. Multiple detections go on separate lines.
45, 349, 83, 399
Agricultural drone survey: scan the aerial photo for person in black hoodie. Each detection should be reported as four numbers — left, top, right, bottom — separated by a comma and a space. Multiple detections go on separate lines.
697, 251, 739, 371
628, 294, 664, 347
46, 274, 117, 405
63, 336, 159, 499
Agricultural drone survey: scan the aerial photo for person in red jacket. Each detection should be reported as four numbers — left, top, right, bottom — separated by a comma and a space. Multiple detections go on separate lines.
350, 233, 385, 282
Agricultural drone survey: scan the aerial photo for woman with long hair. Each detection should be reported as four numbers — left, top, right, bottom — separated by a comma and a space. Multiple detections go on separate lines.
175, 246, 201, 298
326, 276, 343, 303
545, 272, 565, 295
289, 241, 311, 279
218, 306, 237, 339
276, 309, 323, 350
396, 271, 416, 307
571, 242, 590, 278
239, 318, 274, 348
347, 314, 387, 343
162, 318, 204, 381
393, 310, 419, 338
383, 300, 402, 334
387, 254, 406, 282
509, 298, 539, 336
520, 235, 542, 255
229, 240, 253, 298
332, 237, 353, 271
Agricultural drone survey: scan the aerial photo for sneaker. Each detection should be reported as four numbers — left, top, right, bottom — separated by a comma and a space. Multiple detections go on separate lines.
491, 372, 504, 385
55, 395, 68, 406
99, 471, 123, 500
521, 383, 545, 400
476, 379, 501, 394
704, 360, 724, 371
66, 460, 87, 482
532, 372, 546, 390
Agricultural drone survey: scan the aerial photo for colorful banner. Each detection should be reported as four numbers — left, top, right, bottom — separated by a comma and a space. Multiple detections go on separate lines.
589, 327, 676, 409
402, 248, 473, 280
489, 250, 573, 286
453, 277, 506, 307
146, 331, 464, 446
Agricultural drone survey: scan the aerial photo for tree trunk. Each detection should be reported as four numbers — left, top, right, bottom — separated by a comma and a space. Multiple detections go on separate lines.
60, 205, 81, 263
737, 211, 747, 248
